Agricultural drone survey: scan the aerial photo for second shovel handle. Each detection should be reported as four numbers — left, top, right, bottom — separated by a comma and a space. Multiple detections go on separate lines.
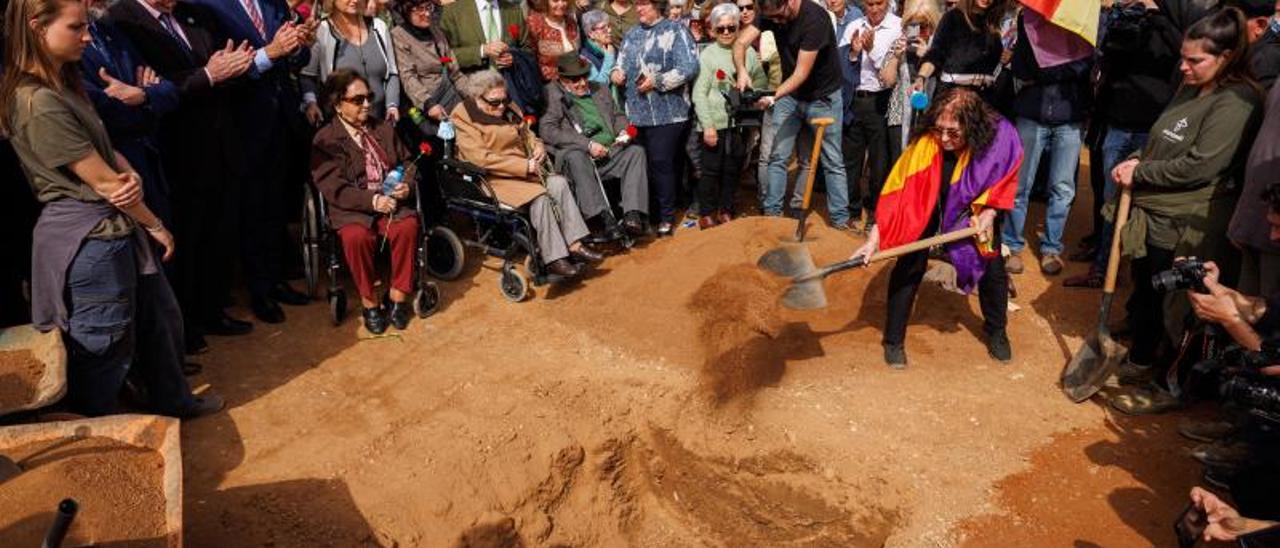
1103, 187, 1132, 295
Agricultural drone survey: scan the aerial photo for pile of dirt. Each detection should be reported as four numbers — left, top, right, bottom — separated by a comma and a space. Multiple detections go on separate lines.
0, 436, 167, 546
0, 349, 43, 410
689, 264, 788, 401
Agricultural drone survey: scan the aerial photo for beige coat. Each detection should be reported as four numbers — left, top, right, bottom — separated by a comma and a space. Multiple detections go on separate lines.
451, 100, 547, 208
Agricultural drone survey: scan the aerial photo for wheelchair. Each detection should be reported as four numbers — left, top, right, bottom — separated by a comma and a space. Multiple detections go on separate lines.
421, 150, 579, 303
300, 169, 442, 326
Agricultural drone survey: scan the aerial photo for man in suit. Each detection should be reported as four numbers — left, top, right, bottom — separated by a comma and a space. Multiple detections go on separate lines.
108, 0, 258, 351
540, 54, 648, 237
189, 0, 317, 322
82, 0, 180, 226
439, 0, 527, 72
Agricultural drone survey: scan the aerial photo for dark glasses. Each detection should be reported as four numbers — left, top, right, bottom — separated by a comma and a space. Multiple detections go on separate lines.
561, 74, 588, 83
480, 95, 509, 107
933, 126, 962, 138
737, 3, 754, 9
713, 25, 737, 34
342, 93, 372, 105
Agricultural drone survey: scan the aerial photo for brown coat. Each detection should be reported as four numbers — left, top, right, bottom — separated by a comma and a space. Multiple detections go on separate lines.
310, 117, 415, 229
451, 100, 547, 208
390, 25, 470, 112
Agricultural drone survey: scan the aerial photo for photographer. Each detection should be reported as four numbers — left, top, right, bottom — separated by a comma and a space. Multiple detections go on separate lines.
692, 3, 767, 228
733, 0, 853, 230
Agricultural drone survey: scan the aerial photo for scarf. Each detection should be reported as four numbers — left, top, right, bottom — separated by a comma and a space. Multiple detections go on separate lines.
876, 117, 1022, 293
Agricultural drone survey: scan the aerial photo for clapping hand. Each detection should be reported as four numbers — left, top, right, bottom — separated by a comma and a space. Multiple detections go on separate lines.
135, 66, 161, 88
206, 40, 255, 84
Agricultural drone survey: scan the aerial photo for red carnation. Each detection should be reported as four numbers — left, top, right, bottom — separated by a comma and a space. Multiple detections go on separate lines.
507, 23, 520, 41
439, 56, 453, 64
715, 69, 726, 80
523, 114, 538, 126
625, 125, 638, 138
418, 142, 432, 156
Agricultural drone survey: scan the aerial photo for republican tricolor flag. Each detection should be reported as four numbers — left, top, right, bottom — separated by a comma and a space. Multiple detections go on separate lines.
1019, 0, 1101, 46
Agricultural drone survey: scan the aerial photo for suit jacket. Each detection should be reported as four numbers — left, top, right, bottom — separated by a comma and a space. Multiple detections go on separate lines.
310, 117, 414, 229
190, 0, 308, 151
439, 0, 527, 70
107, 0, 247, 191
539, 82, 626, 155
451, 99, 546, 208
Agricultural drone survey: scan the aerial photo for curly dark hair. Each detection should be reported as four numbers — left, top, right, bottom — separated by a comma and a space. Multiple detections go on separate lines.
912, 88, 999, 155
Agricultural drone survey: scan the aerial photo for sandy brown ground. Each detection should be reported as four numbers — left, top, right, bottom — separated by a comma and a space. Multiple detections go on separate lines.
177, 156, 1213, 547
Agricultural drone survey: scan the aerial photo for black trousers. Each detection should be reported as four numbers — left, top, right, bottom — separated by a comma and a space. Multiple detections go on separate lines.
845, 92, 891, 217
239, 116, 290, 298
639, 122, 690, 223
697, 128, 747, 215
1125, 244, 1176, 366
883, 216, 1010, 347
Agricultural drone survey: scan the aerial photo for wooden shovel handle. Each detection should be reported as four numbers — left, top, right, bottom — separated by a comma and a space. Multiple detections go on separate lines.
804, 225, 982, 282
1103, 187, 1132, 294
798, 117, 836, 211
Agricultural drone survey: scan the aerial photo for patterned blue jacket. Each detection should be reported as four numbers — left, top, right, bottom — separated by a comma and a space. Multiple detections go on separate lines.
614, 18, 699, 127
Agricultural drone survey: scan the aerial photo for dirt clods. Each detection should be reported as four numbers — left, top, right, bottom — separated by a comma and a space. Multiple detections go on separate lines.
690, 264, 787, 402
0, 349, 43, 410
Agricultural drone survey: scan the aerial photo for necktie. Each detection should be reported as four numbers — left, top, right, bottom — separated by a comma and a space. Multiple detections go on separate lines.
158, 13, 192, 53
241, 0, 266, 40
486, 1, 501, 43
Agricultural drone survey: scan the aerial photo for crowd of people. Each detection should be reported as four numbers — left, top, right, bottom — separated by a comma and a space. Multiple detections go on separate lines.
3, 0, 1280, 539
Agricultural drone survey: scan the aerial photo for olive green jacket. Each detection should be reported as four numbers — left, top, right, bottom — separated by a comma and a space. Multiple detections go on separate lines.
439, 0, 528, 70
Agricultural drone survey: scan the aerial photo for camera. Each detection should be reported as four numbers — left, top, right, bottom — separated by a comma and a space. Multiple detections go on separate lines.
719, 88, 774, 129
1152, 256, 1210, 294
1221, 371, 1280, 424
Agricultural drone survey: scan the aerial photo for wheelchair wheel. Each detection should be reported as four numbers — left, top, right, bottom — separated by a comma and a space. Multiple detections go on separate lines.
500, 264, 530, 302
301, 185, 323, 298
425, 226, 465, 281
328, 289, 347, 326
414, 282, 441, 318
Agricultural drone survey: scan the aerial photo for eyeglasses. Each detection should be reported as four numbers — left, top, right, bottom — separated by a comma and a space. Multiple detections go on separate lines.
737, 3, 755, 10
480, 95, 509, 107
592, 23, 612, 33
933, 126, 962, 139
713, 25, 737, 34
409, 3, 433, 13
342, 93, 372, 105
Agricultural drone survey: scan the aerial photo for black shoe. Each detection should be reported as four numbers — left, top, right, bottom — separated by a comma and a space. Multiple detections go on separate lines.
883, 344, 907, 369
251, 296, 286, 324
546, 258, 581, 278
570, 245, 605, 263
389, 301, 411, 330
987, 331, 1012, 362
185, 333, 209, 355
180, 392, 225, 419
269, 282, 310, 306
656, 221, 674, 237
203, 313, 253, 336
622, 211, 646, 236
362, 306, 388, 334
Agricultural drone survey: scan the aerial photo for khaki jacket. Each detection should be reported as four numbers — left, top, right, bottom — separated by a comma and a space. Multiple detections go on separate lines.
451, 100, 547, 208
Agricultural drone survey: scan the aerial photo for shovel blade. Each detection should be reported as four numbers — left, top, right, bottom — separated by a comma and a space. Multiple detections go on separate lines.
1061, 333, 1124, 403
757, 244, 816, 278
781, 278, 828, 310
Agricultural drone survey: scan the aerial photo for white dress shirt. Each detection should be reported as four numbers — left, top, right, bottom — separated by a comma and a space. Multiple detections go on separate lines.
839, 13, 901, 92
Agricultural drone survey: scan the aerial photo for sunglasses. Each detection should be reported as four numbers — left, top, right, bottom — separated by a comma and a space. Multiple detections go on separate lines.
713, 25, 737, 34
561, 74, 588, 83
933, 126, 962, 139
342, 93, 372, 105
480, 95, 509, 107
737, 3, 754, 9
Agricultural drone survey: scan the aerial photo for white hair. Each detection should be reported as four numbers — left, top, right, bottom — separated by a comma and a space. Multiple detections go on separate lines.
709, 2, 741, 26
462, 70, 506, 99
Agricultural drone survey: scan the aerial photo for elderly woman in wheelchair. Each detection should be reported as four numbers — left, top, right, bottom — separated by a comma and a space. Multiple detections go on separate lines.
450, 70, 606, 280
311, 70, 422, 334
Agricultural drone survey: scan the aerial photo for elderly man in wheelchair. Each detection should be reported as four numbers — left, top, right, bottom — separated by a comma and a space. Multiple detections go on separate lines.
311, 70, 423, 334
540, 53, 649, 241
450, 70, 607, 280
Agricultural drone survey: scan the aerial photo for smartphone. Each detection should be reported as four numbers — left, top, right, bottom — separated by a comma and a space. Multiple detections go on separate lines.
1174, 503, 1207, 548
906, 23, 921, 41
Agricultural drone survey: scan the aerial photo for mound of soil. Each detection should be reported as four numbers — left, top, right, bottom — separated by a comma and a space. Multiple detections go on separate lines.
0, 436, 167, 547
689, 264, 787, 401
0, 349, 43, 410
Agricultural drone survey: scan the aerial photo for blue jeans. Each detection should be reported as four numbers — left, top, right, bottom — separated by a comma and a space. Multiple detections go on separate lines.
764, 89, 850, 227
64, 237, 194, 416
1003, 118, 1082, 256
1091, 128, 1149, 273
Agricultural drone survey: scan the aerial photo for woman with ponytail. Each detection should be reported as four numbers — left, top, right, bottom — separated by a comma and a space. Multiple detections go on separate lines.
1106, 6, 1264, 415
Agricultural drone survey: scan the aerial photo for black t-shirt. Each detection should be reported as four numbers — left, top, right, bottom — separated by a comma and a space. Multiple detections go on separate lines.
922, 8, 1002, 77
759, 0, 841, 102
